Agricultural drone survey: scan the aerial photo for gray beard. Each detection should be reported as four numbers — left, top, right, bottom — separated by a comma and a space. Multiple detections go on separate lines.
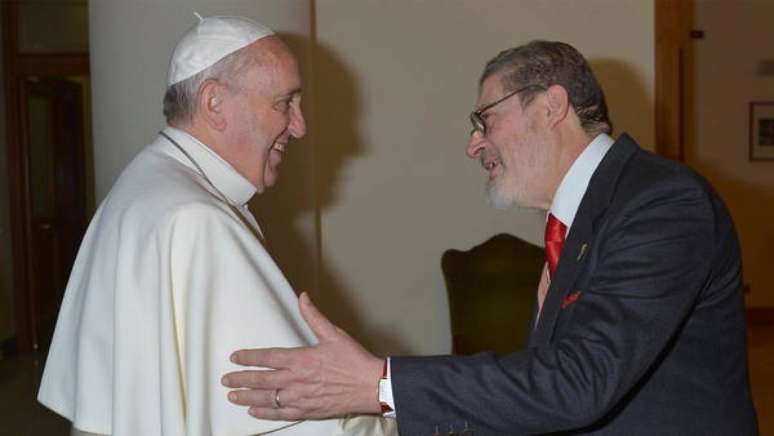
485, 178, 515, 209
485, 174, 542, 211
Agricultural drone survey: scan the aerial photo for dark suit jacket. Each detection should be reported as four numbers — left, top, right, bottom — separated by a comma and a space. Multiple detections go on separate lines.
391, 134, 758, 435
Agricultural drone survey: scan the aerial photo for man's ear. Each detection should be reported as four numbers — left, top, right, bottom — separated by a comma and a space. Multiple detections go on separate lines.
197, 80, 228, 131
544, 84, 570, 128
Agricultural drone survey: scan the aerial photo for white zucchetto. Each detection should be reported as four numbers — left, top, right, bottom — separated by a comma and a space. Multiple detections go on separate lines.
167, 14, 274, 86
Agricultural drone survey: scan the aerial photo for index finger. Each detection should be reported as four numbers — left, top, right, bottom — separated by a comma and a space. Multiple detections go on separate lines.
230, 347, 294, 368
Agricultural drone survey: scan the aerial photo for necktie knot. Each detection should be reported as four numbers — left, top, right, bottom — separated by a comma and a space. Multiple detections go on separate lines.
545, 213, 567, 278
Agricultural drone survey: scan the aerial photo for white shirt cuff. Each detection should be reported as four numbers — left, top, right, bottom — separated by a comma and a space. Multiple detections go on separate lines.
379, 357, 396, 418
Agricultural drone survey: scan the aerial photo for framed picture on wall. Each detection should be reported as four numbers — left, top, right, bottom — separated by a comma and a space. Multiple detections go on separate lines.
749, 101, 774, 160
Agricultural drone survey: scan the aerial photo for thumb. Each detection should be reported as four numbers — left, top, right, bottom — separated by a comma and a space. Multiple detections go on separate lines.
299, 292, 339, 341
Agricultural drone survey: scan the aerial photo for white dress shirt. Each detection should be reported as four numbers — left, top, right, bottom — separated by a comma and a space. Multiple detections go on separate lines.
549, 133, 614, 231
535, 133, 615, 321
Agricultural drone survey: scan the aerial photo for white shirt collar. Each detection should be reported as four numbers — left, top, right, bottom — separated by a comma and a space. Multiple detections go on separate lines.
549, 133, 614, 230
162, 126, 257, 207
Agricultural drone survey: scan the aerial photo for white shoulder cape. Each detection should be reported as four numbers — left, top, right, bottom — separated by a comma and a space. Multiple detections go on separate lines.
38, 133, 393, 436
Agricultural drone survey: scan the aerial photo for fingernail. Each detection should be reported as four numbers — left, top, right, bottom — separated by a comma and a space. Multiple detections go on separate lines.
248, 407, 258, 417
230, 353, 238, 363
221, 375, 230, 386
228, 392, 237, 402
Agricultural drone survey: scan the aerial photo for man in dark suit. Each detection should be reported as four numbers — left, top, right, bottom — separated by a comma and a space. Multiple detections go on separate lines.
221, 41, 759, 435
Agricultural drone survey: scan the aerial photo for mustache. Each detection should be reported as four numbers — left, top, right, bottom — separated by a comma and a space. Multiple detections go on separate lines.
480, 149, 502, 166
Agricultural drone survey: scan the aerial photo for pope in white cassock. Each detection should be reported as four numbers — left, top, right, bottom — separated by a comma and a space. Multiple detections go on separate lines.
37, 15, 395, 436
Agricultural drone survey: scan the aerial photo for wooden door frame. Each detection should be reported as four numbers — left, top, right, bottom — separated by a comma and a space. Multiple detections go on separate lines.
1, 2, 89, 353
655, 1, 774, 324
655, 0, 693, 161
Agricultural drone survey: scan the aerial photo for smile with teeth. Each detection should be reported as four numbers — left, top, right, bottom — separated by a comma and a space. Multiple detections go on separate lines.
483, 159, 501, 175
272, 142, 286, 153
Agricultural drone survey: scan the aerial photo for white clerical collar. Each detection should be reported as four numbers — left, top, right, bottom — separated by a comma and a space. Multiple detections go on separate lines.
549, 133, 614, 231
162, 126, 257, 206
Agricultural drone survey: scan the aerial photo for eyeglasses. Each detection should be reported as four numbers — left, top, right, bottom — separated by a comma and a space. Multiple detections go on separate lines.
469, 84, 544, 136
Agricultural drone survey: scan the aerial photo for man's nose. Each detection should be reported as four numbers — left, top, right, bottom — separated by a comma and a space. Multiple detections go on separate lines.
289, 105, 307, 139
466, 131, 486, 159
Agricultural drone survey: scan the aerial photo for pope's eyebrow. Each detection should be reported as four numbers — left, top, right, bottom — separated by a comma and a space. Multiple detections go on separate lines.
277, 88, 302, 99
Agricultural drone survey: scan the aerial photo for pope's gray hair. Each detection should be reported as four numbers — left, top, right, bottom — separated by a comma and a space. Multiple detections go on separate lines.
162, 47, 256, 125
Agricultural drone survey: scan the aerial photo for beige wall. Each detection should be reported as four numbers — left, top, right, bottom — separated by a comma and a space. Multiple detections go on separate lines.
313, 0, 655, 355
689, 1, 774, 307
0, 19, 16, 342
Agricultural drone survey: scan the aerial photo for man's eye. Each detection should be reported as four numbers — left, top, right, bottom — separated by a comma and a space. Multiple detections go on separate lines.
275, 100, 291, 112
481, 113, 494, 130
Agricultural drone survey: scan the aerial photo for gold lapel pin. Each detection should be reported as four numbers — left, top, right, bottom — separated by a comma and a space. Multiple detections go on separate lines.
577, 243, 588, 261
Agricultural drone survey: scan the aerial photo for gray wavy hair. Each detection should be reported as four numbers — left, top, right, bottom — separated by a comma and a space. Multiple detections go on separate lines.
481, 40, 612, 137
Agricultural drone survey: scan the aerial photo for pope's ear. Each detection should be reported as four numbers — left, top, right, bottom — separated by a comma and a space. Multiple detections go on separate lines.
544, 84, 570, 127
197, 80, 228, 131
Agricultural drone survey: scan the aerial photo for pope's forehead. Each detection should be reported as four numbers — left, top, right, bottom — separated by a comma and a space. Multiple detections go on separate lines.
240, 38, 301, 90
242, 37, 295, 65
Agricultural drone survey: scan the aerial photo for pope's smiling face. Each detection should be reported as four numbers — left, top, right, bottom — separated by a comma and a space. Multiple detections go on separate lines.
220, 37, 306, 193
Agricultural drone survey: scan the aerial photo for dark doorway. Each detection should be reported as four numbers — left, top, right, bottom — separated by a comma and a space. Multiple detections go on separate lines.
21, 77, 88, 350
2, 1, 92, 353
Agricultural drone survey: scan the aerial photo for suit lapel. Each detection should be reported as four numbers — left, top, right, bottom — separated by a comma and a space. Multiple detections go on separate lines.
529, 134, 640, 347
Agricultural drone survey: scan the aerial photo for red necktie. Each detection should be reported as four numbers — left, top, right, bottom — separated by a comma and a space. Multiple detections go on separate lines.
545, 213, 567, 279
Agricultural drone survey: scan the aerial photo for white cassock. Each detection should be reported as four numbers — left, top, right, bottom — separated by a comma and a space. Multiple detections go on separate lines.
38, 127, 395, 436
